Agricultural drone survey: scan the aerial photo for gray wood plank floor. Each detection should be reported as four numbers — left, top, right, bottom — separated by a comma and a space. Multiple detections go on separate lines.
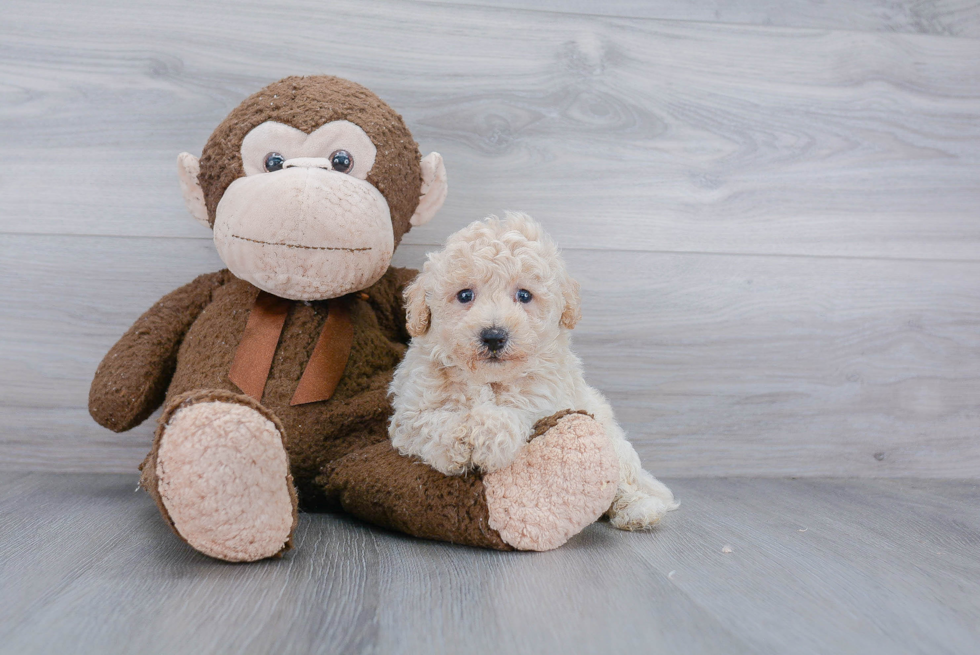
1, 473, 977, 654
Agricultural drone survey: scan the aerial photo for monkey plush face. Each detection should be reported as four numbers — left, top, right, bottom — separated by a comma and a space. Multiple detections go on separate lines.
176, 76, 447, 300
211, 119, 395, 299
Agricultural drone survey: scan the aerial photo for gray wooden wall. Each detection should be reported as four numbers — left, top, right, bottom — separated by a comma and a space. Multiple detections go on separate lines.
1, 0, 978, 477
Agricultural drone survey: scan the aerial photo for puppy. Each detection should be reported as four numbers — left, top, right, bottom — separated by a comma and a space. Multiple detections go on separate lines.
389, 213, 677, 529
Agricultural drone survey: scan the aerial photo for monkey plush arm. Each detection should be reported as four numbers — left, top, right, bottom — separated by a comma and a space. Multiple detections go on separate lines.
364, 266, 419, 345
89, 270, 231, 432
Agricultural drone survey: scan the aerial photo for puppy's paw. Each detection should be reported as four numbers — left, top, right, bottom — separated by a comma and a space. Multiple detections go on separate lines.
607, 489, 677, 531
420, 437, 473, 476
470, 442, 523, 474
466, 404, 527, 473
406, 420, 474, 476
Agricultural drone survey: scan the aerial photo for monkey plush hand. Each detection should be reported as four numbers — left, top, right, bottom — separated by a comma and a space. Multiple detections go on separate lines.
90, 76, 619, 561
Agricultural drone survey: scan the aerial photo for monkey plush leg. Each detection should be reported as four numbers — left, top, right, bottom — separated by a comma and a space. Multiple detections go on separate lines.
319, 412, 617, 551
140, 390, 298, 562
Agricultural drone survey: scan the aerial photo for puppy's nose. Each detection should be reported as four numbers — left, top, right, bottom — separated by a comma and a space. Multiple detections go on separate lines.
480, 327, 509, 354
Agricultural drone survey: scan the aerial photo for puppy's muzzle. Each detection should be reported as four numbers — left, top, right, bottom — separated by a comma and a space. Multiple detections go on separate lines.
479, 326, 509, 355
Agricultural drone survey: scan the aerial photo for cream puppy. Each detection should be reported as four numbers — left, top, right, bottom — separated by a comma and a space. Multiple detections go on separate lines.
389, 213, 677, 529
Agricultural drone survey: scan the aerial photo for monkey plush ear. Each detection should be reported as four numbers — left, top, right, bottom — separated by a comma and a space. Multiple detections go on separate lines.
559, 272, 582, 330
410, 152, 448, 227
403, 276, 431, 337
177, 152, 211, 228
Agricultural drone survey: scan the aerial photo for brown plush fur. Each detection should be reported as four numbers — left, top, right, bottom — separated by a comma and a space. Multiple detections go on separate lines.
165, 270, 409, 508
321, 442, 513, 550
92, 268, 414, 508
89, 270, 232, 432
197, 76, 422, 247
528, 409, 592, 441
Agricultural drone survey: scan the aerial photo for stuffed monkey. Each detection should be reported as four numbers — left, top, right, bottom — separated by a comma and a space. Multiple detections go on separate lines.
89, 76, 615, 561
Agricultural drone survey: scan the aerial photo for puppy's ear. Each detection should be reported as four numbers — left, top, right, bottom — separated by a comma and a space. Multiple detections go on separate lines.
404, 275, 431, 337
559, 272, 582, 330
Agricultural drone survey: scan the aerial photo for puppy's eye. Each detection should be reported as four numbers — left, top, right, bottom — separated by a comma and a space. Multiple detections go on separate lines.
456, 289, 474, 304
264, 152, 285, 172
516, 289, 533, 304
330, 149, 354, 174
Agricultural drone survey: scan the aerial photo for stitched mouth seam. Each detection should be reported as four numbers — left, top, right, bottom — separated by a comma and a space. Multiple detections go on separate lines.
230, 234, 372, 252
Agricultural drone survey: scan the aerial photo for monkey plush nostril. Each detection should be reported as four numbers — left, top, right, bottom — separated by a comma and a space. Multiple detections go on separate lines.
480, 327, 509, 355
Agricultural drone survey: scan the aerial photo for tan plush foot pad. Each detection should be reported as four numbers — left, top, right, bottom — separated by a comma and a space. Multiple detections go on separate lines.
157, 401, 295, 562
483, 413, 619, 551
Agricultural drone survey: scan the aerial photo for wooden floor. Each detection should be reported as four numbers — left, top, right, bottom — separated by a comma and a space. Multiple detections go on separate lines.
1, 473, 978, 654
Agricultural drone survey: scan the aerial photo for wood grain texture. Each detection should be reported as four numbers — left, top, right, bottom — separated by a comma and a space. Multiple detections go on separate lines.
1, 0, 979, 259
434, 0, 980, 39
3, 235, 978, 476
1, 0, 978, 477
1, 473, 978, 654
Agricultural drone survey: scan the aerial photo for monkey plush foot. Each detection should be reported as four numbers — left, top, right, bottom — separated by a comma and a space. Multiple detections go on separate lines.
483, 412, 619, 551
141, 390, 298, 562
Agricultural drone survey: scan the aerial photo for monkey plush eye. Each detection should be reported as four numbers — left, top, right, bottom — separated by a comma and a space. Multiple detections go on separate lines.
330, 149, 354, 174
456, 289, 474, 304
264, 152, 286, 172
516, 289, 533, 304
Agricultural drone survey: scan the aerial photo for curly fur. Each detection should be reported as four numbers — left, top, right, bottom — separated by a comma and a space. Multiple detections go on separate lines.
389, 212, 678, 530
